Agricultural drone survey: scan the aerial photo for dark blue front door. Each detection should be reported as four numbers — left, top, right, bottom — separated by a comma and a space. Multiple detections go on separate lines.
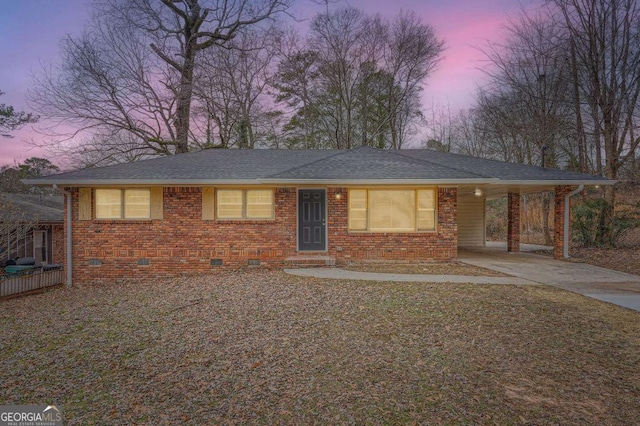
298, 189, 326, 251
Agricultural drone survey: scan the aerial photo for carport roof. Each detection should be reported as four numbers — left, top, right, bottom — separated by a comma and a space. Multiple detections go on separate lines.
25, 146, 611, 186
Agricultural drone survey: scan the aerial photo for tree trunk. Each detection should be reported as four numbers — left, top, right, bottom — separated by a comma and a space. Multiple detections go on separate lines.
388, 90, 398, 149
569, 36, 588, 174
174, 48, 196, 154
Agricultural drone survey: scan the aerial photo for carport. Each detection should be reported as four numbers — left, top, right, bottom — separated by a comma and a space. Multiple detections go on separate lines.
457, 183, 595, 259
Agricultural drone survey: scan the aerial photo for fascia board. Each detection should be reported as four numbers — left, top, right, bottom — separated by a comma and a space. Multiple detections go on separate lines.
24, 178, 613, 187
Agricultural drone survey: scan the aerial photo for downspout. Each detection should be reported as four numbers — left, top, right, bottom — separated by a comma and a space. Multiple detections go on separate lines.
53, 184, 72, 288
564, 184, 584, 259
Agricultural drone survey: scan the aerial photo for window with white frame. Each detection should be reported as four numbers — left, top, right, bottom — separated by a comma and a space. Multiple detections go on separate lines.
216, 189, 274, 219
348, 188, 436, 232
95, 189, 151, 219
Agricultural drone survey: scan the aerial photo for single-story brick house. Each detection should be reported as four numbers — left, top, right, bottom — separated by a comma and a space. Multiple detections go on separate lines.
27, 147, 610, 285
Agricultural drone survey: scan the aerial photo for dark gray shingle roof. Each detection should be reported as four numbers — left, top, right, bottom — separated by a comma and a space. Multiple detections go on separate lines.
35, 149, 338, 182
266, 147, 486, 180
26, 146, 610, 186
0, 193, 64, 222
397, 149, 606, 182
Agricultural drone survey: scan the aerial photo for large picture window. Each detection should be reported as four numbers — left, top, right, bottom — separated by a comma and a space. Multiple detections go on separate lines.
95, 189, 151, 219
348, 189, 436, 232
217, 189, 273, 219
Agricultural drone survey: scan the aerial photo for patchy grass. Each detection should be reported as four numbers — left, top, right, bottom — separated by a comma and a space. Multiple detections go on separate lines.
342, 261, 509, 276
1, 271, 640, 425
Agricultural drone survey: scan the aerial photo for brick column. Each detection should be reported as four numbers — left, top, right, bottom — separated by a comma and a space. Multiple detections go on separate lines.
507, 191, 520, 253
554, 185, 573, 259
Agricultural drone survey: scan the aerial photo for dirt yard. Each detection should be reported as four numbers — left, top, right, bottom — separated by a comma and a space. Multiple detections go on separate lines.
2, 271, 640, 424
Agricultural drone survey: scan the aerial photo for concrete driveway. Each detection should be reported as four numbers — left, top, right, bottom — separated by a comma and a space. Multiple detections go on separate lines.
459, 244, 640, 312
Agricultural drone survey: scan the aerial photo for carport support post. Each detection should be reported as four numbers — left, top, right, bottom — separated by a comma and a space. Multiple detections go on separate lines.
507, 191, 520, 253
553, 185, 574, 259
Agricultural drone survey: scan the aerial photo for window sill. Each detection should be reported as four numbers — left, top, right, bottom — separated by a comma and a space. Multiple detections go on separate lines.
92, 219, 154, 224
215, 219, 275, 223
348, 230, 437, 234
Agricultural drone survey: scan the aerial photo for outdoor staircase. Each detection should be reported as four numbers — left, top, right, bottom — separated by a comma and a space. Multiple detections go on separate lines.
284, 255, 336, 268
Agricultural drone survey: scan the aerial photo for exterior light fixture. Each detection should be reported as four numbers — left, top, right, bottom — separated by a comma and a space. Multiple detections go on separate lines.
335, 192, 342, 200
474, 187, 482, 197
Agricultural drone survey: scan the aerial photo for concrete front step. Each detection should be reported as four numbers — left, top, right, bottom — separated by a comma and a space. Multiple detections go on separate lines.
284, 255, 336, 268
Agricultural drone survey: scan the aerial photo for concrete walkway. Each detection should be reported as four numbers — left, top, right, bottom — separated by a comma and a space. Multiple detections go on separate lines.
285, 243, 640, 312
285, 268, 537, 285
459, 246, 640, 311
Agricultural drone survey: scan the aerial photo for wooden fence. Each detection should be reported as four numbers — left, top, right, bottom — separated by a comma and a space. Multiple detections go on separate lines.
1, 267, 65, 298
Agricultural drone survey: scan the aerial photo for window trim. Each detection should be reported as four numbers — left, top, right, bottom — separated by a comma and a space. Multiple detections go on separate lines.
216, 188, 274, 220
348, 187, 437, 233
94, 188, 151, 220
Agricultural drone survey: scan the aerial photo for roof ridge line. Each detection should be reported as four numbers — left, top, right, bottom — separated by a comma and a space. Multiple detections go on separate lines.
262, 148, 349, 179
390, 149, 491, 179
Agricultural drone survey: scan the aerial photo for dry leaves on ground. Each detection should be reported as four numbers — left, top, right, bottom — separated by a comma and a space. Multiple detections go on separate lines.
532, 246, 640, 276
1, 271, 640, 424
570, 246, 640, 276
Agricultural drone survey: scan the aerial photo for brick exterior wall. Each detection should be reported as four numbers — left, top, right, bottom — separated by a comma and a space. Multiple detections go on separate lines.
507, 191, 520, 252
554, 185, 573, 259
327, 187, 458, 263
51, 224, 64, 264
65, 186, 458, 284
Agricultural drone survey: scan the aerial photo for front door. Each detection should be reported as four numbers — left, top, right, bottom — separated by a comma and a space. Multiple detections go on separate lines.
298, 189, 326, 251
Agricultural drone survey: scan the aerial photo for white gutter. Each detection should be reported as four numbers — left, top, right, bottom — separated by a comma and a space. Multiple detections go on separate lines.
26, 178, 501, 186
53, 184, 72, 288
26, 179, 271, 186
564, 185, 584, 259
493, 179, 613, 186
258, 178, 499, 185
26, 177, 614, 187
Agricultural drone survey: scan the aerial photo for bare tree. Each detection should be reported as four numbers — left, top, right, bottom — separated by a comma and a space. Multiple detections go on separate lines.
309, 8, 383, 148
117, 0, 291, 152
63, 131, 162, 168
468, 10, 576, 244
477, 10, 574, 166
455, 0, 640, 245
423, 102, 458, 152
31, 15, 185, 161
30, 0, 292, 161
451, 108, 495, 158
382, 11, 444, 148
274, 7, 443, 149
551, 0, 640, 239
194, 27, 281, 149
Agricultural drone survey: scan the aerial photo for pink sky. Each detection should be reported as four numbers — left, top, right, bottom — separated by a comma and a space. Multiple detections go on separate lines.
0, 0, 534, 166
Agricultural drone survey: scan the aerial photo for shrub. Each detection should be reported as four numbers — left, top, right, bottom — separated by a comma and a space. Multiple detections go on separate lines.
572, 198, 640, 247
